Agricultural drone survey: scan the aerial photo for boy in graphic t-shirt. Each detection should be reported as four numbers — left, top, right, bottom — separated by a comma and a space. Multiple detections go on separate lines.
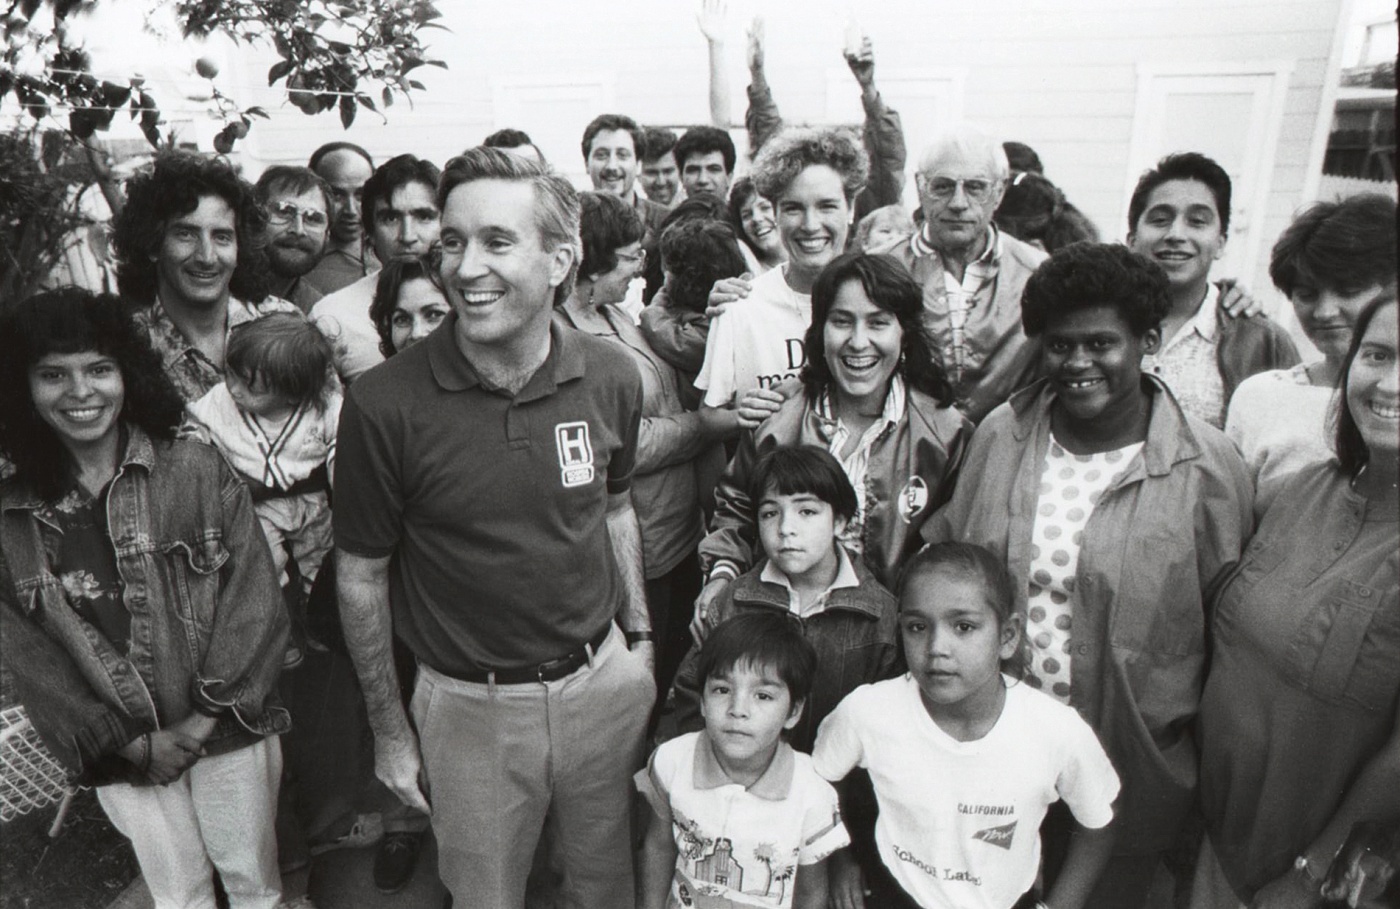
637, 612, 849, 909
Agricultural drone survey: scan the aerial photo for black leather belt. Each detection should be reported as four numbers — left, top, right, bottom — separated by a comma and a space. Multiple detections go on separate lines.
436, 623, 613, 685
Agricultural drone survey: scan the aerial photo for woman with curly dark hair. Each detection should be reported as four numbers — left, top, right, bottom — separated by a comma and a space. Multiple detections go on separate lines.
922, 242, 1254, 909
0, 288, 290, 909
368, 256, 451, 358
696, 252, 973, 626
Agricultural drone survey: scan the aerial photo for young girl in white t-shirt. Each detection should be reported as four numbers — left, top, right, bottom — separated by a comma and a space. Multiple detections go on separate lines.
813, 542, 1121, 909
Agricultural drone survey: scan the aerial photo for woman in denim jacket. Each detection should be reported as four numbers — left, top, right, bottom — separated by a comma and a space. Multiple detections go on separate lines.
0, 289, 290, 909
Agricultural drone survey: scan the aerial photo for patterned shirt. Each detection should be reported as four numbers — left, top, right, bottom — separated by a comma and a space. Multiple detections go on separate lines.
38, 477, 128, 652
909, 224, 1002, 386
1142, 286, 1226, 428
133, 295, 297, 403
813, 376, 906, 559
1025, 436, 1142, 703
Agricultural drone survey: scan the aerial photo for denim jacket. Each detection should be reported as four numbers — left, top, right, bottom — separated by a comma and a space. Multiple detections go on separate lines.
671, 555, 902, 753
0, 425, 290, 786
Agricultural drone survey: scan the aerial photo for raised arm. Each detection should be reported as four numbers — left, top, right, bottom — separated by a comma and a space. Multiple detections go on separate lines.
698, 0, 732, 128
338, 549, 431, 815
847, 37, 907, 211
743, 17, 783, 156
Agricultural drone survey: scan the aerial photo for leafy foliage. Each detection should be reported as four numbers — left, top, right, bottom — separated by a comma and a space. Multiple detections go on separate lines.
1, 0, 447, 150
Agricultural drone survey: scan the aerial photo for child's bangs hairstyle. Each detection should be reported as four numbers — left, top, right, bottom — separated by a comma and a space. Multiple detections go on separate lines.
897, 542, 1027, 676
697, 612, 817, 708
225, 312, 335, 410
749, 445, 858, 523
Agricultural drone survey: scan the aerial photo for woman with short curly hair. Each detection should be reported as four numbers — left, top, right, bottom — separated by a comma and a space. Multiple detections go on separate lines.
0, 288, 290, 909
923, 242, 1255, 907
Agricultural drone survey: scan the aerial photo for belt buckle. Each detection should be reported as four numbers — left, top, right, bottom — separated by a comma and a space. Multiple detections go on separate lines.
536, 654, 570, 683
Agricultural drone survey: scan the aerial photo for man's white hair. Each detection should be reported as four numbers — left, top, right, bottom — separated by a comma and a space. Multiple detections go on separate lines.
917, 126, 1009, 180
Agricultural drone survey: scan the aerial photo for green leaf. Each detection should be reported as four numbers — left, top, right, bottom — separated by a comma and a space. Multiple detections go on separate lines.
381, 86, 394, 108
244, 105, 269, 119
69, 108, 96, 139
357, 93, 376, 112
339, 94, 356, 128
407, 79, 425, 91
213, 125, 235, 154
424, 59, 447, 69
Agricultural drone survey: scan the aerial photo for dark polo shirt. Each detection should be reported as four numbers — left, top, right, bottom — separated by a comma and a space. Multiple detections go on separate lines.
335, 315, 643, 674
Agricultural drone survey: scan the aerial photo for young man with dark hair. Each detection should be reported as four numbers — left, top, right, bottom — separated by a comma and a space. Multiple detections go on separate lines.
638, 126, 682, 207
335, 147, 654, 909
310, 154, 441, 383
482, 127, 544, 166
582, 113, 669, 244
673, 125, 737, 200
255, 165, 332, 313
1127, 152, 1299, 428
305, 142, 376, 294
112, 151, 296, 403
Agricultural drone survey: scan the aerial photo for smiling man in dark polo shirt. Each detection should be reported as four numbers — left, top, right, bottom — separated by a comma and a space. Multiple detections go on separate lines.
334, 147, 655, 909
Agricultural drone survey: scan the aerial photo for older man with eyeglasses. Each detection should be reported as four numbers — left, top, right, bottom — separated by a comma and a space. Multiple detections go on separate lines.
879, 127, 1048, 423
255, 166, 333, 314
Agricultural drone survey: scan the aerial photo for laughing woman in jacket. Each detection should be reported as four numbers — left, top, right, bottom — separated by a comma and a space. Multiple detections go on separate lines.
694, 252, 972, 628
0, 289, 289, 909
922, 243, 1253, 909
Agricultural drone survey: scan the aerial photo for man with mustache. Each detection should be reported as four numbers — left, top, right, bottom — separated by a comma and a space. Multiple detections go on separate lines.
581, 113, 669, 245
255, 166, 332, 314
311, 154, 442, 384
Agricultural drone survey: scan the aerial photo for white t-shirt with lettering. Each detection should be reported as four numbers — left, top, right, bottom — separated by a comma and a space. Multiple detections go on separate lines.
696, 266, 812, 407
813, 676, 1119, 909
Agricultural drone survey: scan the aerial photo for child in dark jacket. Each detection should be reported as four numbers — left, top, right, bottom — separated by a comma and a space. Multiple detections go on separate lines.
674, 445, 901, 752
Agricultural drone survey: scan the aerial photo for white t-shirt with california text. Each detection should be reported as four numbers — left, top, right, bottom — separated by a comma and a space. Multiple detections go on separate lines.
813, 676, 1119, 909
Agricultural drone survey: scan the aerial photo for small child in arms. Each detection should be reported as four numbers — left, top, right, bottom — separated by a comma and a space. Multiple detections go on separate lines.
813, 542, 1121, 909
186, 312, 340, 666
637, 611, 850, 909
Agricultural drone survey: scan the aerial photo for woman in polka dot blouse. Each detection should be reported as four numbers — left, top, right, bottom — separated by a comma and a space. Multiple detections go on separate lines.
922, 243, 1254, 909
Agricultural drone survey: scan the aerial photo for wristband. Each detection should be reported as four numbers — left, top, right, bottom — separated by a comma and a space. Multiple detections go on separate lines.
625, 631, 654, 645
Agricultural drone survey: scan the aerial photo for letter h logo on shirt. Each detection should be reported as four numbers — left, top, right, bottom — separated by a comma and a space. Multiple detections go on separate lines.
555, 421, 596, 488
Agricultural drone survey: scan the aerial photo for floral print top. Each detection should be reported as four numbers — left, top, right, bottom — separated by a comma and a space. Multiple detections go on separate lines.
38, 480, 128, 652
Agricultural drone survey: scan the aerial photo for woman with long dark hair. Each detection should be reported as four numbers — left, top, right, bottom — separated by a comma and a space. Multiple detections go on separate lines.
0, 288, 289, 909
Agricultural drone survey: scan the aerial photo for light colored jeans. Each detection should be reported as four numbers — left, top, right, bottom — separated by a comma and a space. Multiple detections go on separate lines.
97, 736, 283, 909
413, 624, 654, 909
255, 491, 332, 592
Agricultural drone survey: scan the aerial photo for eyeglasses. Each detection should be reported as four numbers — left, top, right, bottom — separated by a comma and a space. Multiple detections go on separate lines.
616, 248, 646, 268
266, 202, 330, 230
921, 176, 999, 204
